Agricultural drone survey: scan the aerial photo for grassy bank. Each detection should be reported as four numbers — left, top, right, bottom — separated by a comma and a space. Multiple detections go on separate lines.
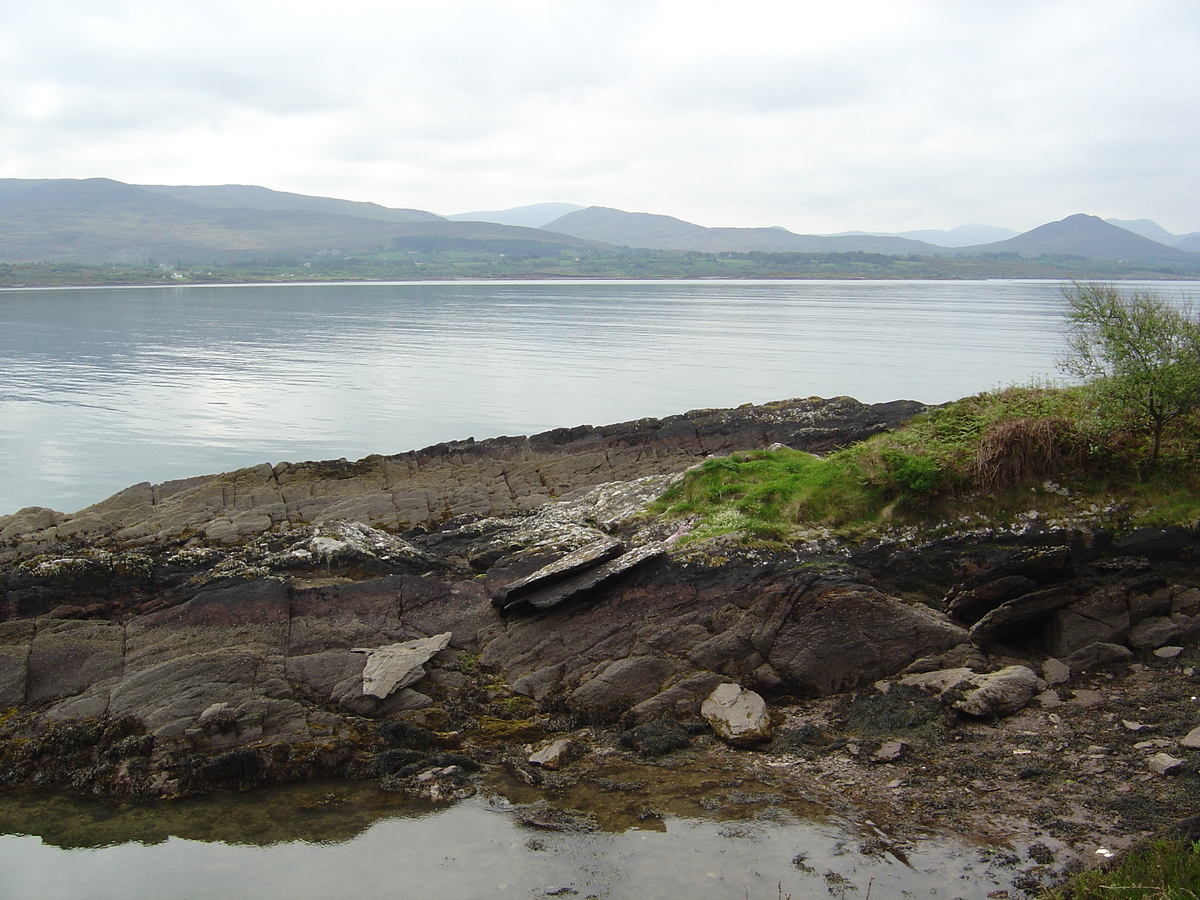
654, 383, 1200, 545
1044, 837, 1200, 898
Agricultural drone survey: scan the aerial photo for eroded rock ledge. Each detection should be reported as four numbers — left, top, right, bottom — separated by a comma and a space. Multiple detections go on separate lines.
0, 395, 922, 557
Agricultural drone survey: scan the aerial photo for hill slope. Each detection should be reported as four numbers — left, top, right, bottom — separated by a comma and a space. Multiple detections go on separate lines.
0, 179, 603, 264
543, 206, 947, 255
446, 202, 583, 228
142, 183, 443, 223
959, 213, 1195, 261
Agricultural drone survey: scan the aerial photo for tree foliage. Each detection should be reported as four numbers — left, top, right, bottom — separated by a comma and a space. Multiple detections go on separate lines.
1059, 282, 1200, 464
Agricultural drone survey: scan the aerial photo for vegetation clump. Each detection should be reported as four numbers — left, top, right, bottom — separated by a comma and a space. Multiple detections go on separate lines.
656, 286, 1200, 546
1042, 837, 1200, 899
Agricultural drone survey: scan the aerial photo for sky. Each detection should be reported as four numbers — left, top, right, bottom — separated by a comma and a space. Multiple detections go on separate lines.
1, 0, 1198, 235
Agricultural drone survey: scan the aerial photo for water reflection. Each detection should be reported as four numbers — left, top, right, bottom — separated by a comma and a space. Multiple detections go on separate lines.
0, 776, 1053, 899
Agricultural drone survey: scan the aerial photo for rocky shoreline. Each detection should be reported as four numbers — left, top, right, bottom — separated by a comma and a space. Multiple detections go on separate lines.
1, 396, 1198, 888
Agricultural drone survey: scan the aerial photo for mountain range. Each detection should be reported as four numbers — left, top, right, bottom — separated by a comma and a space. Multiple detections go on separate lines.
0, 177, 1197, 266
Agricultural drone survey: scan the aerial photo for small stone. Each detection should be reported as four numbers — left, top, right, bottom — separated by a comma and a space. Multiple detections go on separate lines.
886, 779, 904, 789
1155, 646, 1185, 659
1147, 752, 1185, 776
528, 738, 579, 770
873, 740, 905, 763
1179, 727, 1200, 749
1042, 658, 1070, 686
1123, 720, 1147, 732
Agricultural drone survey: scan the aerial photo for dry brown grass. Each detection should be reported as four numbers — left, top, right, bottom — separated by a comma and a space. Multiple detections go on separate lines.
973, 417, 1078, 492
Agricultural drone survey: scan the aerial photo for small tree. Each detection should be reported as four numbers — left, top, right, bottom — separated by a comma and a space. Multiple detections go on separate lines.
1059, 282, 1200, 465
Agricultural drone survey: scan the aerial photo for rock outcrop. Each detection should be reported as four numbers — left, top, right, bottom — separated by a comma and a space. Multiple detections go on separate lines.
0, 395, 1197, 805
0, 396, 923, 559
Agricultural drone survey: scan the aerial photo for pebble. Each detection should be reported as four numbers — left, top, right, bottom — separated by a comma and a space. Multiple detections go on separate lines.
1180, 726, 1200, 750
1154, 646, 1184, 659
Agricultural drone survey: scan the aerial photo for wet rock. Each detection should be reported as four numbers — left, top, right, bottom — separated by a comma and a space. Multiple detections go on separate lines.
24, 619, 124, 704
528, 738, 580, 770
619, 718, 691, 757
625, 672, 726, 725
952, 666, 1040, 718
701, 683, 771, 745
515, 804, 599, 833
409, 765, 477, 801
1147, 752, 1185, 776
351, 632, 452, 699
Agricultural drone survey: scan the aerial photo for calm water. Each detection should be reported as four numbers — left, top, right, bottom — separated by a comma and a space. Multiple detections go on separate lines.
0, 780, 1052, 899
0, 278, 1193, 515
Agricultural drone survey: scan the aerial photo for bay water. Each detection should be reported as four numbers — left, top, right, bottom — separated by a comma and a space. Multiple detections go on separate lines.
8, 277, 1192, 517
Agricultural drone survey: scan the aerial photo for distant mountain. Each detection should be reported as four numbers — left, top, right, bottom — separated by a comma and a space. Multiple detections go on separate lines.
0, 178, 602, 264
1104, 218, 1179, 246
829, 224, 1019, 247
1176, 233, 1200, 253
543, 206, 947, 255
447, 202, 584, 228
143, 183, 443, 224
958, 213, 1195, 261
897, 224, 1019, 247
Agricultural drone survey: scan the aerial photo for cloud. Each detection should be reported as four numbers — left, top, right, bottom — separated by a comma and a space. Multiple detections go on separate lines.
0, 0, 1197, 233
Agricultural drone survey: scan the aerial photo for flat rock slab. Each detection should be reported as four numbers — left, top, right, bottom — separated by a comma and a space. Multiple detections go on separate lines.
491, 537, 625, 610
501, 542, 665, 614
352, 632, 452, 699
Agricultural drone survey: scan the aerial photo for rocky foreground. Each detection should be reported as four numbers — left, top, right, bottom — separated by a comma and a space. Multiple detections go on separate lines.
1, 396, 1198, 884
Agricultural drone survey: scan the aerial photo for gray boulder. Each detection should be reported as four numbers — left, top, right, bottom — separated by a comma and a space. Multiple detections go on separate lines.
952, 665, 1040, 718
701, 683, 772, 745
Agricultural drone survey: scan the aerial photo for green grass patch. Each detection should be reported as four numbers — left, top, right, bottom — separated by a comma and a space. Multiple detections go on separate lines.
1043, 838, 1200, 899
653, 383, 1200, 546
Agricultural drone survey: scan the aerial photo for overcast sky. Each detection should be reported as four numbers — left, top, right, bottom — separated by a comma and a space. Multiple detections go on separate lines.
1, 0, 1197, 235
